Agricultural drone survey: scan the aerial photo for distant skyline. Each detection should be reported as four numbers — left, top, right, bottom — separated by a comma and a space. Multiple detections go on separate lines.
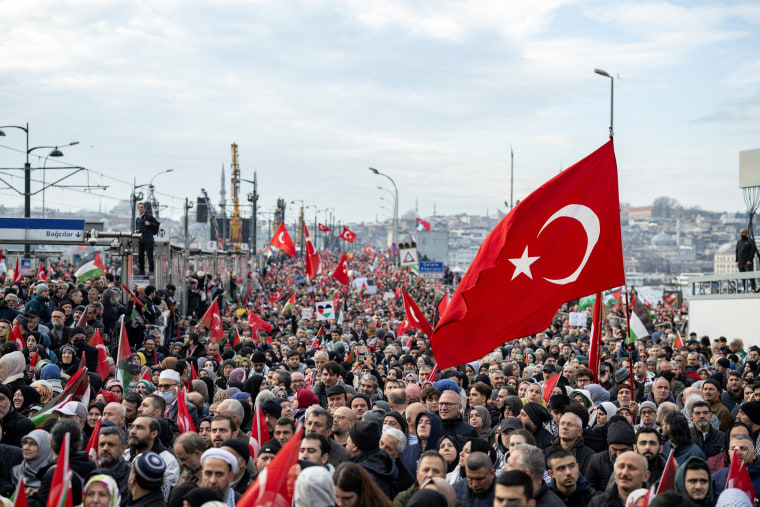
1, 1, 758, 226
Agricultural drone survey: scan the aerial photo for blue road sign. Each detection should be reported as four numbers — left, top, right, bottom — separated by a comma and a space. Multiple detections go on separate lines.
0, 218, 85, 243
419, 262, 444, 273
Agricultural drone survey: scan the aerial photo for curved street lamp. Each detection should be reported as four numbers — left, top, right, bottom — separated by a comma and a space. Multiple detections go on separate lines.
369, 167, 398, 260
594, 68, 615, 138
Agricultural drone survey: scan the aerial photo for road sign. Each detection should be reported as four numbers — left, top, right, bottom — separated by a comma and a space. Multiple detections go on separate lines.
0, 218, 85, 243
399, 247, 418, 267
419, 261, 444, 279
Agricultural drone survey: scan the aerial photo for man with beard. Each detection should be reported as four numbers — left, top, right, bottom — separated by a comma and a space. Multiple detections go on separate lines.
98, 425, 131, 501
633, 428, 666, 488
585, 420, 635, 492
720, 371, 744, 412
517, 402, 554, 450
124, 415, 180, 501
547, 449, 596, 507
690, 400, 725, 459
47, 309, 71, 350
201, 448, 241, 505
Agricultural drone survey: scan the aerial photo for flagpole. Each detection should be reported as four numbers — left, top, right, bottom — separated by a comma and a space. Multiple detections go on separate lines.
624, 285, 635, 401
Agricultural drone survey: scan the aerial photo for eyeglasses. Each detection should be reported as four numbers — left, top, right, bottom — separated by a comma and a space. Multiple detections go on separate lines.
438, 402, 459, 407
157, 383, 177, 391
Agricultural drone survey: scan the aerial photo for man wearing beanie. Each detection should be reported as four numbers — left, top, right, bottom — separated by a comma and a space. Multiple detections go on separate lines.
518, 402, 554, 449
584, 420, 635, 492
347, 420, 399, 498
737, 401, 760, 450
128, 450, 167, 507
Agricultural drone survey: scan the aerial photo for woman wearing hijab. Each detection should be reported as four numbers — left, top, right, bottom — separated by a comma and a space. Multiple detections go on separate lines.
13, 386, 41, 416
11, 429, 55, 499
84, 402, 106, 443
420, 477, 458, 507
293, 388, 319, 423
30, 380, 53, 406
82, 474, 121, 507
436, 435, 462, 484
293, 465, 334, 507
468, 405, 492, 442
0, 350, 28, 393
58, 345, 79, 381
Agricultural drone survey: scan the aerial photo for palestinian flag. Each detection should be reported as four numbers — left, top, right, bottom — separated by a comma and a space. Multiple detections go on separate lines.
74, 251, 106, 282
605, 288, 623, 307
310, 328, 324, 351
628, 292, 656, 343
10, 476, 28, 507
578, 294, 596, 311
281, 293, 295, 315
46, 433, 71, 507
114, 316, 132, 392
346, 348, 357, 363
30, 367, 90, 428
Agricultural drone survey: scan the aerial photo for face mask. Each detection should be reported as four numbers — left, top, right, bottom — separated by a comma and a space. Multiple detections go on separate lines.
159, 390, 176, 404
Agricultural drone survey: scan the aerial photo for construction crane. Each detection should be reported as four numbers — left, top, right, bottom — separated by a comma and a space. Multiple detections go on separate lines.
229, 143, 243, 252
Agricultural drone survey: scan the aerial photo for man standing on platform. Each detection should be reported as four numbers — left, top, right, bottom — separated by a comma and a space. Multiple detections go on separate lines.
135, 202, 159, 275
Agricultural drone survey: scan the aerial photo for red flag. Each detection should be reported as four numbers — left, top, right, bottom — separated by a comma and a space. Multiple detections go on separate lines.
431, 141, 624, 368
725, 448, 756, 501
364, 244, 373, 255
589, 293, 603, 382
248, 311, 272, 334
240, 423, 303, 507
87, 329, 110, 382
46, 432, 70, 507
318, 223, 330, 232
332, 253, 350, 285
176, 388, 196, 432
338, 226, 356, 243
425, 364, 438, 383
85, 417, 102, 463
140, 368, 152, 383
270, 223, 296, 258
542, 372, 561, 404
415, 217, 431, 231
29, 349, 40, 375
191, 363, 198, 381
674, 331, 684, 349
401, 289, 434, 337
249, 404, 271, 460
36, 262, 47, 282
232, 327, 241, 348
396, 316, 412, 337
436, 291, 450, 322
121, 284, 144, 307
14, 257, 21, 283
201, 302, 224, 343
12, 477, 29, 507
10, 322, 26, 350
304, 224, 322, 279
656, 450, 677, 494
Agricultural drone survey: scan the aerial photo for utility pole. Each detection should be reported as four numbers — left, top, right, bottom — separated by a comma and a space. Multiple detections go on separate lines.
246, 171, 258, 260
182, 197, 194, 317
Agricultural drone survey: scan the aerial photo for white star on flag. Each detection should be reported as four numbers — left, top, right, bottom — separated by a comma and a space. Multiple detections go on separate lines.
508, 247, 540, 280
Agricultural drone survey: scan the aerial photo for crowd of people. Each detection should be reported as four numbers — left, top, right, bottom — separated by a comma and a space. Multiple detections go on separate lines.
0, 248, 757, 507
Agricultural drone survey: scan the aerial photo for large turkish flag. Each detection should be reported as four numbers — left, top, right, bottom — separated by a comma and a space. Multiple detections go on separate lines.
432, 141, 624, 368
270, 223, 296, 258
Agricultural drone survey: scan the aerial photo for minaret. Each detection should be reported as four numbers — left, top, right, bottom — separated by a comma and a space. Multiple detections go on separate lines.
433, 201, 437, 216
219, 163, 226, 214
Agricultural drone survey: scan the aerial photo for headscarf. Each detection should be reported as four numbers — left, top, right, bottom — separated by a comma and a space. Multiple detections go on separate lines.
295, 389, 319, 409
585, 384, 610, 403
191, 379, 208, 403
31, 380, 53, 405
470, 406, 492, 440
293, 465, 334, 507
420, 477, 458, 507
136, 379, 155, 394
229, 368, 247, 383
15, 386, 41, 415
83, 474, 121, 507
245, 375, 265, 399
201, 367, 217, 381
0, 351, 26, 384
436, 435, 461, 473
408, 489, 448, 507
213, 389, 230, 403
406, 383, 422, 403
12, 429, 55, 490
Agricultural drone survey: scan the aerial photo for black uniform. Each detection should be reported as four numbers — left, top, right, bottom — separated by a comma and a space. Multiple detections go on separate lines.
136, 209, 160, 274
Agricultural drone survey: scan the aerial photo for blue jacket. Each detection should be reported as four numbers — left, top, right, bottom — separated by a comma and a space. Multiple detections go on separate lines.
27, 294, 52, 325
662, 441, 706, 465
712, 459, 760, 498
400, 411, 443, 476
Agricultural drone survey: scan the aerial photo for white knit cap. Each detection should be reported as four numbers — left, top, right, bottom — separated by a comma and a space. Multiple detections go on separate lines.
158, 370, 181, 383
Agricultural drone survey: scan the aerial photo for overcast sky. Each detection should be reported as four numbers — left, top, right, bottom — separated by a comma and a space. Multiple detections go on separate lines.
1, 0, 758, 226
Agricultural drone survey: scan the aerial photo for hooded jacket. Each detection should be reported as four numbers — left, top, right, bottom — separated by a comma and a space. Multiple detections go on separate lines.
351, 447, 399, 499
675, 456, 715, 507
550, 471, 597, 507
400, 411, 443, 475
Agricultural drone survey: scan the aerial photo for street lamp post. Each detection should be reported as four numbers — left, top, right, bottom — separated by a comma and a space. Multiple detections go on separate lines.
241, 172, 258, 260
0, 123, 79, 257
148, 169, 174, 219
369, 168, 398, 261
131, 169, 174, 229
594, 68, 615, 138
